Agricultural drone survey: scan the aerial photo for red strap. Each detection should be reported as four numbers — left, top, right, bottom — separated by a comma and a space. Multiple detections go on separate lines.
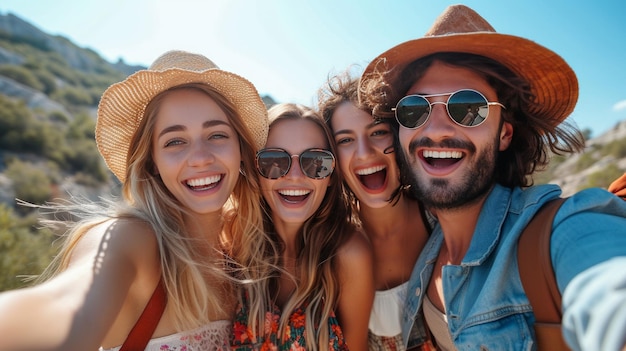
119, 279, 167, 351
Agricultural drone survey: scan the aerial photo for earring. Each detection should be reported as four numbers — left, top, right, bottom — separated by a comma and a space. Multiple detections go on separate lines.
384, 145, 395, 154
239, 162, 247, 177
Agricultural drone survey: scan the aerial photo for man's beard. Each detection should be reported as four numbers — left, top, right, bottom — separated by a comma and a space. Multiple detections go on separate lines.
402, 137, 498, 210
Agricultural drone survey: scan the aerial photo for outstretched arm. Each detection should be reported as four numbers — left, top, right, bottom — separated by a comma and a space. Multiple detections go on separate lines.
562, 257, 626, 351
552, 192, 626, 351
0, 218, 159, 351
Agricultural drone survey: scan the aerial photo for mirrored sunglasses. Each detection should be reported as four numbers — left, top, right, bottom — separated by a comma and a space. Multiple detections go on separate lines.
393, 89, 506, 129
256, 148, 335, 179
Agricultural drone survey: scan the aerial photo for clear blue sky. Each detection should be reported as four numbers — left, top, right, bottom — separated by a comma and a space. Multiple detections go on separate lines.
1, 0, 625, 137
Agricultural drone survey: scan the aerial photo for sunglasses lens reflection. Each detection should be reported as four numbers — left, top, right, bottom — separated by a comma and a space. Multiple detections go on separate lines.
448, 90, 488, 126
395, 89, 490, 128
257, 149, 334, 179
257, 150, 289, 179
300, 150, 334, 179
396, 95, 430, 128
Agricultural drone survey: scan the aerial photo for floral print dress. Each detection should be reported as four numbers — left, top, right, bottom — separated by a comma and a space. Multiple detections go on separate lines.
99, 320, 232, 351
231, 292, 348, 351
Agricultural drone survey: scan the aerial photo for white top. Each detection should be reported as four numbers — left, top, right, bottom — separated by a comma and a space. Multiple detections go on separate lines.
368, 281, 408, 336
100, 320, 231, 351
423, 295, 456, 351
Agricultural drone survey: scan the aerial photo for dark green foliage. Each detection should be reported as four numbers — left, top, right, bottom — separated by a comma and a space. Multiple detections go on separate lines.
48, 111, 69, 124
0, 204, 58, 291
32, 69, 58, 95
0, 95, 30, 147
64, 139, 108, 182
5, 159, 53, 207
0, 95, 109, 182
0, 96, 60, 156
0, 19, 131, 292
0, 64, 44, 91
52, 86, 94, 106
67, 113, 96, 139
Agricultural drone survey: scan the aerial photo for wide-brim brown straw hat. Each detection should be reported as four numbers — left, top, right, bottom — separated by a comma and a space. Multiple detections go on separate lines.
360, 4, 578, 126
96, 50, 269, 182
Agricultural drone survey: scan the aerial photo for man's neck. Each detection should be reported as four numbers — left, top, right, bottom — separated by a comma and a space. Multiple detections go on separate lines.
433, 195, 488, 264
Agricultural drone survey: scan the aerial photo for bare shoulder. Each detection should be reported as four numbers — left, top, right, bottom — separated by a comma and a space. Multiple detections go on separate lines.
336, 230, 374, 270
335, 229, 375, 303
71, 217, 159, 268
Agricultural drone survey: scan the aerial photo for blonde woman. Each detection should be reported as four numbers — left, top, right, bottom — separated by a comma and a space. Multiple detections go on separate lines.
0, 50, 269, 351
232, 103, 375, 351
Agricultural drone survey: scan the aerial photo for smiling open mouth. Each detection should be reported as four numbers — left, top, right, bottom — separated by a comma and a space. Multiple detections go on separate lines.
278, 189, 311, 203
422, 150, 463, 168
186, 175, 221, 190
356, 165, 387, 190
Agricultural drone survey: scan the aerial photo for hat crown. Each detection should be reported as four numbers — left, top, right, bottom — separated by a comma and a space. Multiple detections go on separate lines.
425, 4, 495, 36
148, 50, 219, 72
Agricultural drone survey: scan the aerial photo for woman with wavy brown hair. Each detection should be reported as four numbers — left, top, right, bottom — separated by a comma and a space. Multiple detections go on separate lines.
318, 71, 433, 351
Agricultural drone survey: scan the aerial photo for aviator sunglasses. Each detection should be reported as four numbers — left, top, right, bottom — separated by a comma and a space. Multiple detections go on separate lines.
393, 89, 506, 129
256, 148, 335, 179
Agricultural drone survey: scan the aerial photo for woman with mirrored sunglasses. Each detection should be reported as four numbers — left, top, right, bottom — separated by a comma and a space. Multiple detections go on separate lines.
232, 103, 375, 351
318, 71, 434, 351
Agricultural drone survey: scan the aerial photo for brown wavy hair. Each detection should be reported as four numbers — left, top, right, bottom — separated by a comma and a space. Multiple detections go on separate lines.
318, 69, 415, 205
360, 52, 585, 188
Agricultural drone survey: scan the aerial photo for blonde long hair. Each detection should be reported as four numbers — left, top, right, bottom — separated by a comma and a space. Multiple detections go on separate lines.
251, 103, 357, 350
37, 83, 269, 332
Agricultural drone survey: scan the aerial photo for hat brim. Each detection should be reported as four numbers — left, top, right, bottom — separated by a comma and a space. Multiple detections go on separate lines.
362, 32, 578, 125
96, 68, 268, 182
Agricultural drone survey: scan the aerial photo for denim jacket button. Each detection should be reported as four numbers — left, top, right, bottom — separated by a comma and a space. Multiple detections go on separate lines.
415, 287, 421, 296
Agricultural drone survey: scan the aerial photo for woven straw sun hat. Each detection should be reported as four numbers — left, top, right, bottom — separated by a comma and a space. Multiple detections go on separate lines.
360, 4, 578, 126
96, 50, 269, 182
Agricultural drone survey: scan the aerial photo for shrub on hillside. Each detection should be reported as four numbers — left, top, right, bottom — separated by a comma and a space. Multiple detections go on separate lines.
0, 204, 57, 291
52, 86, 94, 106
66, 113, 95, 139
33, 69, 58, 95
0, 95, 30, 149
5, 159, 53, 207
0, 64, 44, 91
65, 139, 108, 182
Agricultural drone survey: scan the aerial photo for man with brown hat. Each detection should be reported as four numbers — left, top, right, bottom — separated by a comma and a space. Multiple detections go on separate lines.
359, 4, 626, 351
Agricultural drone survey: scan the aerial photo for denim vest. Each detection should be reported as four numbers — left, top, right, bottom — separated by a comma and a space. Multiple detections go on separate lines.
402, 184, 626, 351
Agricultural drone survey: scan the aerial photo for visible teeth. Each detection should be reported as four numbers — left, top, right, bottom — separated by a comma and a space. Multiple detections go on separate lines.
356, 165, 385, 176
423, 150, 463, 159
278, 189, 310, 196
187, 175, 221, 187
